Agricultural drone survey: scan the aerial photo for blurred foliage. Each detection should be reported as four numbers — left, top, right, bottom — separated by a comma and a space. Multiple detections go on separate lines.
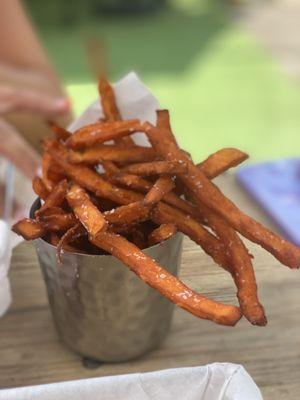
24, 0, 166, 25
23, 0, 300, 162
26, 0, 225, 84
94, 0, 165, 14
24, 0, 84, 25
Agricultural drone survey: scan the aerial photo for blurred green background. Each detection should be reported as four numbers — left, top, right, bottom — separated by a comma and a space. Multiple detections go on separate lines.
25, 0, 300, 163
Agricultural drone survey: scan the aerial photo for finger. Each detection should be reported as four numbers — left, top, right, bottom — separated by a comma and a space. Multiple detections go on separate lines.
0, 85, 70, 115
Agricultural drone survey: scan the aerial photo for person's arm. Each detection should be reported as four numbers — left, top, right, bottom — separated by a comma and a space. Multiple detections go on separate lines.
0, 0, 60, 85
0, 0, 72, 152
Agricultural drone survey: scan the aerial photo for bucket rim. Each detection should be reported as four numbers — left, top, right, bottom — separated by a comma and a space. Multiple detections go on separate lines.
30, 197, 183, 259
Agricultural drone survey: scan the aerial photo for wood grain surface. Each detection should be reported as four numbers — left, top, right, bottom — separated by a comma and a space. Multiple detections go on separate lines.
0, 174, 299, 399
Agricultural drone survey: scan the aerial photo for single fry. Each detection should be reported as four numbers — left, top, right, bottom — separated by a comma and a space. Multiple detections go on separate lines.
41, 212, 77, 232
68, 144, 157, 165
156, 108, 172, 131
196, 199, 266, 326
101, 160, 120, 177
41, 152, 65, 191
98, 77, 135, 147
48, 121, 71, 141
111, 171, 152, 191
144, 176, 175, 205
65, 119, 144, 149
91, 231, 242, 326
57, 223, 86, 262
66, 184, 107, 236
145, 111, 300, 269
41, 153, 56, 191
35, 179, 68, 217
122, 160, 188, 176
32, 176, 49, 201
163, 191, 200, 219
11, 212, 76, 242
148, 223, 177, 246
12, 218, 45, 240
197, 148, 249, 179
104, 201, 150, 226
98, 77, 121, 121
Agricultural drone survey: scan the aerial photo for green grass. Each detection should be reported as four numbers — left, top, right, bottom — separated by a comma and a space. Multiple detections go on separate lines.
31, 0, 300, 162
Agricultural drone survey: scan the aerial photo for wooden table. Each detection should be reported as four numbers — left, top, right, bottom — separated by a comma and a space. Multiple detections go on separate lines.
1, 175, 300, 399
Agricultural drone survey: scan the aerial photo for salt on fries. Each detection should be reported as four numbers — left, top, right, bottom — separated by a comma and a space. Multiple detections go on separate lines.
12, 77, 300, 327
65, 119, 144, 149
144, 177, 175, 205
68, 144, 157, 165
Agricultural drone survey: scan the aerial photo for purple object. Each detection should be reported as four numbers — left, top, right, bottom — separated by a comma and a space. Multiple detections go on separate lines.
236, 158, 300, 246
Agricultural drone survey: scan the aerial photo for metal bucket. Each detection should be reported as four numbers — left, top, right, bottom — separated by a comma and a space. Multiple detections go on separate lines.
31, 199, 183, 362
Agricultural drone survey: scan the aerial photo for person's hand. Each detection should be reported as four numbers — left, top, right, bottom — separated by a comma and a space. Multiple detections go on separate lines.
0, 84, 69, 115
0, 84, 70, 179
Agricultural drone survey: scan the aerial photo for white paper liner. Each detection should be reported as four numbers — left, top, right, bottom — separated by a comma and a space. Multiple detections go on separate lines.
0, 220, 12, 317
68, 71, 159, 147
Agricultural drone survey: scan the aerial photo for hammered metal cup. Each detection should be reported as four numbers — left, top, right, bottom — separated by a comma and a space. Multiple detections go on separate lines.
31, 199, 183, 362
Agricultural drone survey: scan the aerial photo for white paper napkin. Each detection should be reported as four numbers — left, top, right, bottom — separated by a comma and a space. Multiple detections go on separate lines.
68, 71, 159, 144
0, 363, 262, 399
0, 220, 12, 317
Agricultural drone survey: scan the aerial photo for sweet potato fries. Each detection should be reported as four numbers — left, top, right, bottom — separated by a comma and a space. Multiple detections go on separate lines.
12, 77, 300, 327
